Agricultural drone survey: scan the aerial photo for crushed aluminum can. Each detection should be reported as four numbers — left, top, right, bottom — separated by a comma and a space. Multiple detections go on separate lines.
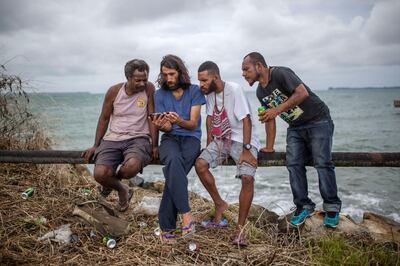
102, 235, 116, 249
153, 227, 161, 236
188, 242, 198, 252
21, 187, 34, 199
80, 188, 92, 195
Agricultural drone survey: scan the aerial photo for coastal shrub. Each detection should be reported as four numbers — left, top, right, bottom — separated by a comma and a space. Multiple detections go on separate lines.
0, 63, 51, 150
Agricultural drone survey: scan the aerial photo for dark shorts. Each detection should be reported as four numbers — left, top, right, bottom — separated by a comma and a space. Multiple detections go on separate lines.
94, 137, 152, 173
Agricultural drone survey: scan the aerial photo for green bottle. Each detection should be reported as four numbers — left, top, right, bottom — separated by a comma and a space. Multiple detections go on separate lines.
258, 106, 267, 113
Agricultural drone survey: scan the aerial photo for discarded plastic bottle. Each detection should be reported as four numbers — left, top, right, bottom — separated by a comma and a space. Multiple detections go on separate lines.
102, 235, 116, 249
188, 242, 198, 252
21, 187, 34, 199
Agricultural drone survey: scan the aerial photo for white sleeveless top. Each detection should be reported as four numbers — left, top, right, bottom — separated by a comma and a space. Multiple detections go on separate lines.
103, 83, 150, 141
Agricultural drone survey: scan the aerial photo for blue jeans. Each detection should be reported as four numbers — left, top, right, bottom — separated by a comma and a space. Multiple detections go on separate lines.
158, 134, 200, 231
286, 120, 341, 212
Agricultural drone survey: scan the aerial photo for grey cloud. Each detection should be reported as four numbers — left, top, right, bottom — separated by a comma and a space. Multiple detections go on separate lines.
365, 0, 400, 45
0, 0, 399, 92
0, 0, 59, 34
104, 0, 219, 26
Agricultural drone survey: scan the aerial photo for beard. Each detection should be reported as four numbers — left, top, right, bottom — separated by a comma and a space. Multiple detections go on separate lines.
248, 71, 261, 86
204, 80, 218, 95
165, 81, 180, 91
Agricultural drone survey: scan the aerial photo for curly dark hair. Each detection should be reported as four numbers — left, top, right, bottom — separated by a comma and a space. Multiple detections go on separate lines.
124, 59, 149, 79
156, 54, 191, 90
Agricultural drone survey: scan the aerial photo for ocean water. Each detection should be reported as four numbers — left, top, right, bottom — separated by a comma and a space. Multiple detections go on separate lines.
28, 88, 400, 222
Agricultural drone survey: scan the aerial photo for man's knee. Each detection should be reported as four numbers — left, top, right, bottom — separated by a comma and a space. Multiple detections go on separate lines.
94, 165, 113, 182
241, 175, 254, 187
195, 158, 209, 174
120, 157, 142, 177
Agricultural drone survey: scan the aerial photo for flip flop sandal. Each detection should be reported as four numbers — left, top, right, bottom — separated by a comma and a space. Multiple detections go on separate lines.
181, 221, 196, 238
161, 232, 177, 244
201, 218, 229, 228
118, 189, 133, 212
231, 232, 248, 247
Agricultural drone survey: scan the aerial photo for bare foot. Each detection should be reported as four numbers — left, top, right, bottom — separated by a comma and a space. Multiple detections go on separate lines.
182, 212, 193, 227
117, 185, 131, 212
213, 201, 229, 223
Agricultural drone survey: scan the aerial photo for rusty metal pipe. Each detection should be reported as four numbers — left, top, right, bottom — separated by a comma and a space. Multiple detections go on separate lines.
1, 150, 399, 167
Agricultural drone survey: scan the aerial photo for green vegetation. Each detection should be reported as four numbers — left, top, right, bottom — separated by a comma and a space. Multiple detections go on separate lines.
307, 234, 399, 265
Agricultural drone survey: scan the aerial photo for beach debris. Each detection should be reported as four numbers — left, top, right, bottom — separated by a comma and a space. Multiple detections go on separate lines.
80, 188, 92, 195
70, 234, 79, 243
38, 224, 72, 244
103, 235, 117, 249
188, 242, 198, 252
138, 222, 148, 228
72, 202, 130, 237
89, 230, 97, 238
133, 196, 161, 216
21, 187, 34, 199
129, 175, 144, 187
154, 227, 161, 236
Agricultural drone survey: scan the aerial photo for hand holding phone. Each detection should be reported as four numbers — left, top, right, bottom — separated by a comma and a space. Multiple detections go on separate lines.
149, 112, 164, 120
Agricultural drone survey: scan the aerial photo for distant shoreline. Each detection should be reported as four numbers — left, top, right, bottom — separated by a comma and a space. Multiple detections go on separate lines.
328, 86, 400, 90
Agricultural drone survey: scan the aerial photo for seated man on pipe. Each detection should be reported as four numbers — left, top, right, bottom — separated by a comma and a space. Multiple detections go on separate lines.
81, 59, 157, 212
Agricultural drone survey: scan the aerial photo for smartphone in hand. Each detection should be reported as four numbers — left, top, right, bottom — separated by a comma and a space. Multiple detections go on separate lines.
149, 112, 164, 120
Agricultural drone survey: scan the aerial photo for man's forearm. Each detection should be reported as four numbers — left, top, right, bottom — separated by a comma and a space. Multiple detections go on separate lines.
94, 118, 108, 147
265, 120, 276, 150
148, 118, 158, 147
276, 85, 308, 114
242, 115, 252, 145
175, 119, 197, 130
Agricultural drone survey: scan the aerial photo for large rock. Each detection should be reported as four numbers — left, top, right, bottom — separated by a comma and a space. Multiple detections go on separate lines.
278, 210, 400, 243
361, 212, 400, 242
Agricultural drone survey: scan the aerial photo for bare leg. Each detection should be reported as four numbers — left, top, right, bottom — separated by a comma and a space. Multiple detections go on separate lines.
237, 175, 254, 228
117, 157, 142, 179
195, 159, 229, 222
94, 165, 129, 206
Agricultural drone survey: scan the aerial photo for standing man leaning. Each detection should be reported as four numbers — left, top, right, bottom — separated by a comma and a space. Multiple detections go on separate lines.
195, 61, 260, 247
242, 52, 341, 228
151, 55, 206, 241
82, 59, 157, 212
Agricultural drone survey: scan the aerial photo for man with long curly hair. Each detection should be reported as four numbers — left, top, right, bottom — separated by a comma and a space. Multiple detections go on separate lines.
151, 55, 206, 242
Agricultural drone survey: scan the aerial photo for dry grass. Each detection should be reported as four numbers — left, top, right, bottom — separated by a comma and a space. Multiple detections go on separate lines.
0, 163, 311, 265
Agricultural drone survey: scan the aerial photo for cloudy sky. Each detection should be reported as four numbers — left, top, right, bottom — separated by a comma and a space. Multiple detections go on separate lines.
0, 0, 399, 92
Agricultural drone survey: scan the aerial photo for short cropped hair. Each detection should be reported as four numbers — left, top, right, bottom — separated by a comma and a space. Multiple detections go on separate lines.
198, 61, 220, 76
124, 59, 149, 79
244, 52, 268, 67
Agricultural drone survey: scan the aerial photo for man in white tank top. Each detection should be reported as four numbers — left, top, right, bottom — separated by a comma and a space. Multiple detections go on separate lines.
82, 59, 157, 212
